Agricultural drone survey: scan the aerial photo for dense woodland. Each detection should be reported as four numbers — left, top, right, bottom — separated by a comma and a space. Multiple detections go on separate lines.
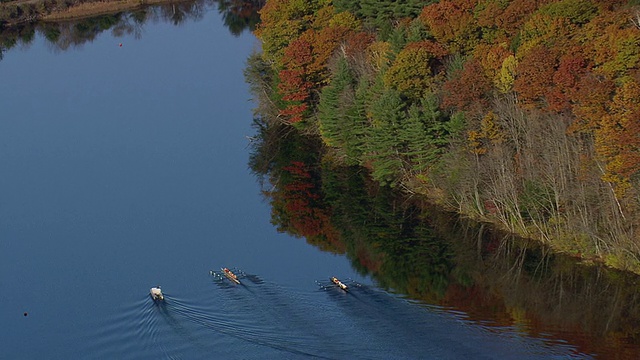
245, 0, 640, 273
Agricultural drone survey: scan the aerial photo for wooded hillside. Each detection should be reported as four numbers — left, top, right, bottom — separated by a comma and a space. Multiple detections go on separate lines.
247, 0, 640, 273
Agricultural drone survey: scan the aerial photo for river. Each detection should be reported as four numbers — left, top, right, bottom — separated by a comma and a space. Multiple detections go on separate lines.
1, 3, 639, 359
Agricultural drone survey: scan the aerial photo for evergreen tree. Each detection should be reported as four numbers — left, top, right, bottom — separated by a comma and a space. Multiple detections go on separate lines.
366, 87, 406, 186
318, 57, 354, 149
333, 0, 360, 15
342, 77, 371, 165
399, 94, 449, 173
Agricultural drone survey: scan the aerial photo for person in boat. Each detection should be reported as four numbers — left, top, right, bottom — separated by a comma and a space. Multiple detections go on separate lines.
223, 268, 238, 279
150, 286, 164, 300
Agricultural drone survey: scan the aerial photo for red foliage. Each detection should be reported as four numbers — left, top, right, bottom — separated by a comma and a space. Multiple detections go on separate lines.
277, 25, 356, 123
442, 58, 492, 113
548, 51, 590, 112
277, 37, 315, 122
343, 31, 376, 59
513, 45, 558, 107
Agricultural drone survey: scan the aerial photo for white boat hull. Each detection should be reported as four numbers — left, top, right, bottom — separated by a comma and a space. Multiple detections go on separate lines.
150, 287, 164, 300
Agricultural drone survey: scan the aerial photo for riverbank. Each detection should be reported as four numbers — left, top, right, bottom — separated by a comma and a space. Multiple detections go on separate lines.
249, 1, 640, 277
0, 0, 178, 27
42, 0, 172, 21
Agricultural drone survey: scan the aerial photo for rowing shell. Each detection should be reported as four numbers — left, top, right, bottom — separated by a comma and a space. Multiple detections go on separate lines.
330, 277, 348, 291
222, 268, 241, 284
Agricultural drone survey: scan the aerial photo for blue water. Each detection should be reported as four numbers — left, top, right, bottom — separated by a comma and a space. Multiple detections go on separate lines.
0, 7, 592, 360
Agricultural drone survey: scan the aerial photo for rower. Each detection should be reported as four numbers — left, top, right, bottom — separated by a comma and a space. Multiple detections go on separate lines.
150, 286, 164, 300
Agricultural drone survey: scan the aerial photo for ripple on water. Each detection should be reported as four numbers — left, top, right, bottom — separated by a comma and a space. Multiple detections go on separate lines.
77, 278, 592, 360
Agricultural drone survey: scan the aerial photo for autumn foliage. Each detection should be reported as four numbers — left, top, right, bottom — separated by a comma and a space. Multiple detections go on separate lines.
252, 0, 640, 272
442, 58, 491, 113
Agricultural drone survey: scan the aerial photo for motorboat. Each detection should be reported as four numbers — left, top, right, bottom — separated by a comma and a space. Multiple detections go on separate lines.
330, 277, 348, 291
150, 286, 164, 300
222, 268, 241, 284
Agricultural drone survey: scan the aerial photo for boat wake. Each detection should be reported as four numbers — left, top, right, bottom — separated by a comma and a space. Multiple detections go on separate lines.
79, 277, 590, 360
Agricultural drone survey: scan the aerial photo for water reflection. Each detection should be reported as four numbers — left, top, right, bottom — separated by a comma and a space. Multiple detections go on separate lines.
248, 118, 640, 359
0, 0, 261, 59
215, 0, 264, 37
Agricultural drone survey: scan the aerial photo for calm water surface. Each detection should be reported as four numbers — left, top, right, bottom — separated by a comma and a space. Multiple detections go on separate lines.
0, 6, 614, 359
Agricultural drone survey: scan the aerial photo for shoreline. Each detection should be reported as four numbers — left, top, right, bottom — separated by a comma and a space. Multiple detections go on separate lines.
42, 0, 172, 21
0, 0, 187, 27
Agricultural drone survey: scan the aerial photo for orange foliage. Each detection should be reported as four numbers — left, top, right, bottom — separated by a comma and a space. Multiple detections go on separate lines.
596, 80, 640, 193
475, 0, 507, 33
474, 43, 513, 81
496, 0, 550, 36
343, 31, 376, 59
277, 36, 314, 122
579, 8, 640, 77
419, 0, 479, 52
570, 74, 615, 133
513, 45, 557, 108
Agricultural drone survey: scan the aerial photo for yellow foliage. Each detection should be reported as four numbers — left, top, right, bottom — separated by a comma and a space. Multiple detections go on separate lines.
601, 171, 631, 198
495, 55, 517, 93
517, 13, 575, 59
367, 41, 391, 72
383, 42, 444, 100
328, 11, 361, 31
481, 111, 505, 145
476, 42, 511, 80
467, 130, 487, 155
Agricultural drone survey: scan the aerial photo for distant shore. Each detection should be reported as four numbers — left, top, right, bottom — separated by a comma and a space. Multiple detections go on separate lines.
0, 0, 182, 27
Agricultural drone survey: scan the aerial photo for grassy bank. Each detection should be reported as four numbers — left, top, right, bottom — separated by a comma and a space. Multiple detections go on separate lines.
42, 0, 170, 21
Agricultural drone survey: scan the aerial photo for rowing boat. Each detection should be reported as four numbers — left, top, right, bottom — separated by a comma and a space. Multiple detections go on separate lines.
222, 268, 241, 284
330, 277, 348, 291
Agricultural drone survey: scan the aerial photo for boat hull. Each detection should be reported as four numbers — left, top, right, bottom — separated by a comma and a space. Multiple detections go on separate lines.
222, 268, 241, 284
330, 277, 348, 291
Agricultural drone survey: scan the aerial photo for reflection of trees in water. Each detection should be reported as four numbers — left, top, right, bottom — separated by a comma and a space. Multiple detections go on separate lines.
214, 0, 263, 36
46, 0, 208, 50
247, 106, 640, 357
460, 222, 640, 357
0, 0, 263, 58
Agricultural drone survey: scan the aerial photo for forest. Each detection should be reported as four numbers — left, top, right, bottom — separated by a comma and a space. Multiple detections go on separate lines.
245, 0, 640, 274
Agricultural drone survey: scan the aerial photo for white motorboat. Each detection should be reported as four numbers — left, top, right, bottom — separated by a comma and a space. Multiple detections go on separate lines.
150, 286, 164, 300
